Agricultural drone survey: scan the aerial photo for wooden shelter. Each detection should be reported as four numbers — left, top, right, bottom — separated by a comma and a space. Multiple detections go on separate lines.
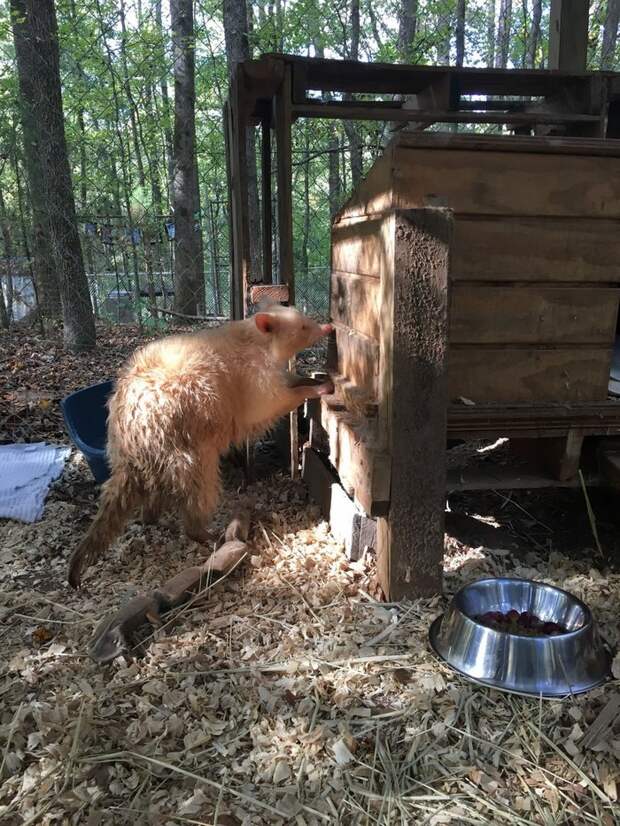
224, 49, 620, 600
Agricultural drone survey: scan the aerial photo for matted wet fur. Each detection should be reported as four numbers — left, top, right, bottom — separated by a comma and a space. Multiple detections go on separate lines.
68, 305, 333, 588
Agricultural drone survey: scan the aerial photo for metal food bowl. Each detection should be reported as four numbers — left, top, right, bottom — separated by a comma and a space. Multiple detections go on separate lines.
429, 577, 612, 698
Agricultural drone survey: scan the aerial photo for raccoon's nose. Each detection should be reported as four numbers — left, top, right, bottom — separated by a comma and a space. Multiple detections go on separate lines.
320, 323, 333, 336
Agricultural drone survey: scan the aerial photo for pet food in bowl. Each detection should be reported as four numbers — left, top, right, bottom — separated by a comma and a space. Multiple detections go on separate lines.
429, 577, 611, 698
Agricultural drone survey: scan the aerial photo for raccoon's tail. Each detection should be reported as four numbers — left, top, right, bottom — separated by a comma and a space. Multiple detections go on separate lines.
68, 470, 141, 589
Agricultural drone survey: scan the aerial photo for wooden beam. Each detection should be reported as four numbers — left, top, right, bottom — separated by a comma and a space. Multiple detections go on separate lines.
376, 209, 452, 600
293, 102, 600, 126
549, 0, 589, 72
249, 283, 289, 305
395, 131, 620, 156
264, 52, 603, 97
448, 401, 620, 439
274, 66, 294, 295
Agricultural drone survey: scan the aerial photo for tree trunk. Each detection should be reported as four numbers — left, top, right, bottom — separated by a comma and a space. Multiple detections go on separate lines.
398, 0, 418, 62
13, 144, 40, 332
94, 0, 141, 325
486, 0, 496, 66
602, 0, 620, 69
495, 0, 512, 68
119, 0, 147, 190
437, 10, 451, 64
10, 5, 61, 324
0, 186, 14, 325
0, 279, 8, 329
526, 0, 542, 68
456, 0, 466, 66
171, 0, 204, 315
0, 186, 9, 328
155, 0, 175, 199
11, 0, 95, 350
314, 41, 342, 221
223, 0, 262, 284
208, 200, 222, 316
343, 0, 362, 190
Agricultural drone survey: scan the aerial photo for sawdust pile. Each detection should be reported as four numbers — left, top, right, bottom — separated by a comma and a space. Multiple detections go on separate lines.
1, 454, 619, 825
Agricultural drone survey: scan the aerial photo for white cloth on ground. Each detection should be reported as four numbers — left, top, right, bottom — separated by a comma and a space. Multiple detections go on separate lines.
0, 442, 71, 523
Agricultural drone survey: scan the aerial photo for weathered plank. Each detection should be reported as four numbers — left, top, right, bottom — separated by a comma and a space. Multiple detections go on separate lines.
376, 209, 451, 600
448, 346, 613, 403
448, 400, 620, 439
330, 271, 381, 340
451, 216, 620, 283
320, 404, 390, 516
301, 446, 376, 560
331, 216, 391, 278
333, 324, 379, 398
450, 286, 620, 344
393, 148, 620, 218
334, 149, 394, 223
249, 283, 290, 305
395, 131, 620, 157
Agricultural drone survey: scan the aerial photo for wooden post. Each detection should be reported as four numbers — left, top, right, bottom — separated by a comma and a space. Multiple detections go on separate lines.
376, 209, 452, 600
261, 117, 273, 285
223, 101, 239, 319
273, 66, 294, 297
273, 65, 299, 478
226, 68, 252, 320
549, 0, 589, 72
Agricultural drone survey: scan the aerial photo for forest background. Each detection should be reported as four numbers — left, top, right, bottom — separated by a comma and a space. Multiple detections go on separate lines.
0, 0, 618, 349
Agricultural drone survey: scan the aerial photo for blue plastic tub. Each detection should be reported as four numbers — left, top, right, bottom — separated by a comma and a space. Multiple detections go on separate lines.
61, 380, 114, 483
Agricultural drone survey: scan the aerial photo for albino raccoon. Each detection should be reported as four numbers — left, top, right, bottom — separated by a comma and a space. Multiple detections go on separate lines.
68, 305, 333, 588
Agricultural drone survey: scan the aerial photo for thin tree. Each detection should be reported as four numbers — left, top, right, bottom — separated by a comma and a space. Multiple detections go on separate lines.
495, 0, 512, 68
526, 0, 542, 68
0, 185, 14, 326
343, 0, 363, 189
601, 0, 620, 69
456, 0, 466, 66
315, 41, 341, 220
398, 0, 418, 62
171, 0, 205, 314
486, 0, 496, 66
155, 0, 175, 199
11, 0, 95, 350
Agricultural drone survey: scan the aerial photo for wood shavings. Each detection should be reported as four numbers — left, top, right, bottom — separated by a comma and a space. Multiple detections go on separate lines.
1, 439, 619, 824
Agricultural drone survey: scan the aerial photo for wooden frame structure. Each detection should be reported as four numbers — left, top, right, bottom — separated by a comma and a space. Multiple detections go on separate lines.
224, 52, 620, 600
225, 52, 620, 322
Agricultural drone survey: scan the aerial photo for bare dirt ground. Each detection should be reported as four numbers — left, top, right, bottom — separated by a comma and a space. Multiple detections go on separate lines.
1, 324, 619, 825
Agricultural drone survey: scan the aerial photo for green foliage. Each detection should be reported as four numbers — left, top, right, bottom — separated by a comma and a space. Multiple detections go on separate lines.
0, 0, 618, 320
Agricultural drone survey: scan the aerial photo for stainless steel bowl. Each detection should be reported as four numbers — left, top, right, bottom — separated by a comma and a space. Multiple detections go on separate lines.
429, 577, 612, 698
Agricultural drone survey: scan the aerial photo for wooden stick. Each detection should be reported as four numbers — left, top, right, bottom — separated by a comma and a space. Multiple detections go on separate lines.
87, 510, 251, 664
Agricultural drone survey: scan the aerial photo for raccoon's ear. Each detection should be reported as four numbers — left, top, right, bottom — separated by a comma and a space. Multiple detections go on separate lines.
254, 312, 277, 335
